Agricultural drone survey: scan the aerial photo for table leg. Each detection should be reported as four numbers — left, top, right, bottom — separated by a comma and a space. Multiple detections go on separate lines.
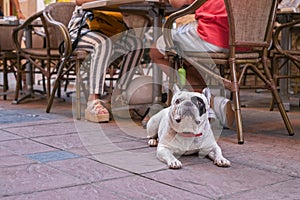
150, 6, 163, 104
280, 27, 291, 111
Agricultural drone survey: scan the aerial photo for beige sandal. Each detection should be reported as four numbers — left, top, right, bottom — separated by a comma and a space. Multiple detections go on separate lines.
85, 99, 110, 123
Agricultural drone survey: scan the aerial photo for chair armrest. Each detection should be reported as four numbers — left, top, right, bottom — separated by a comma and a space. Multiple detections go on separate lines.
273, 18, 300, 63
162, 0, 207, 54
12, 11, 44, 53
43, 10, 72, 59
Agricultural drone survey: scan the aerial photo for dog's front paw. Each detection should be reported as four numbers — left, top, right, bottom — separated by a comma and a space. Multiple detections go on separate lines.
214, 157, 231, 167
168, 159, 182, 169
148, 139, 158, 147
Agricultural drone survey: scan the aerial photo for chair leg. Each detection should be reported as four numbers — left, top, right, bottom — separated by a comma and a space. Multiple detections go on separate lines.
46, 59, 67, 113
13, 56, 22, 102
46, 61, 52, 100
262, 55, 294, 136
46, 76, 60, 113
167, 55, 177, 106
229, 59, 244, 144
3, 58, 8, 100
76, 60, 81, 120
269, 55, 280, 111
233, 92, 244, 144
271, 85, 294, 136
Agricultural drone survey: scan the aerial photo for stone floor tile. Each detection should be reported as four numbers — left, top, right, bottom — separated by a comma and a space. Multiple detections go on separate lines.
48, 157, 131, 182
229, 146, 300, 177
65, 146, 92, 157
0, 139, 57, 155
143, 162, 292, 199
26, 150, 80, 163
74, 129, 133, 147
0, 130, 22, 141
0, 147, 15, 157
0, 155, 36, 167
0, 109, 54, 124
95, 175, 210, 200
0, 164, 85, 197
5, 122, 77, 138
32, 133, 85, 150
1, 184, 145, 200
220, 178, 300, 200
91, 150, 166, 174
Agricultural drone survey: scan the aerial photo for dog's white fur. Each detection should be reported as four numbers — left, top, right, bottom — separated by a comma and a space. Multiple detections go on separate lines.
147, 85, 230, 169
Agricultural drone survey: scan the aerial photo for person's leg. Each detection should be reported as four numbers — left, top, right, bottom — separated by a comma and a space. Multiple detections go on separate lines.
113, 32, 144, 91
149, 22, 234, 128
76, 31, 112, 122
149, 43, 206, 92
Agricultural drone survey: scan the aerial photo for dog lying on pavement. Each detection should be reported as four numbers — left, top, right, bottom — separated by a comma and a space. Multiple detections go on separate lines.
147, 85, 230, 169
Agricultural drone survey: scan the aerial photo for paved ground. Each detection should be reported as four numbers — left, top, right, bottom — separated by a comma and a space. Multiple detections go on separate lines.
0, 87, 300, 199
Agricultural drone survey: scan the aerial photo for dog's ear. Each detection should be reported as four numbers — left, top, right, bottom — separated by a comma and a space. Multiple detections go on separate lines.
173, 84, 181, 94
202, 88, 211, 108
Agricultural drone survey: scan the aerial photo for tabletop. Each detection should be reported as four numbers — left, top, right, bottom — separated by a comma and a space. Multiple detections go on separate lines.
82, 0, 168, 10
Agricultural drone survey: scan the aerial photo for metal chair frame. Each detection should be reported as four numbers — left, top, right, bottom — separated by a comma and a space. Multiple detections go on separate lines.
271, 17, 300, 109
163, 0, 294, 144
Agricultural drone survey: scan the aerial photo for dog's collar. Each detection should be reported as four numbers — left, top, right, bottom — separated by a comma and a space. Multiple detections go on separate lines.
177, 132, 203, 138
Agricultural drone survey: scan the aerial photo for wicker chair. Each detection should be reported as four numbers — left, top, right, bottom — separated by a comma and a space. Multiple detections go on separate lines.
39, 2, 88, 119
163, 0, 294, 144
0, 25, 23, 100
12, 2, 76, 104
44, 6, 152, 120
270, 15, 300, 110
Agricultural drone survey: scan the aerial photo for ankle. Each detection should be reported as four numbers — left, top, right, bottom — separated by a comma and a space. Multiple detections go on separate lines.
88, 94, 100, 101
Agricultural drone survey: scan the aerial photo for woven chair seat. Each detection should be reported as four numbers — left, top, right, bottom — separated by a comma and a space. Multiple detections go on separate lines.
22, 48, 61, 58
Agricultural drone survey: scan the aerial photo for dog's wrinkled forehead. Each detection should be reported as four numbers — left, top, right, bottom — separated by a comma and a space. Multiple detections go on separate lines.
172, 91, 208, 105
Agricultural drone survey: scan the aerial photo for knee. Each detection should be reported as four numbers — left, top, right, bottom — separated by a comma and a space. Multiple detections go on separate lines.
149, 43, 164, 63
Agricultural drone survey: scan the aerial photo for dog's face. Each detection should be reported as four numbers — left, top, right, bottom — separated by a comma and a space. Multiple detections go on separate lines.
168, 85, 210, 134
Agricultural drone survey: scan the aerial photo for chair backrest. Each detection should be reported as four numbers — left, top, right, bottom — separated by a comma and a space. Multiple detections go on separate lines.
42, 2, 76, 49
0, 25, 23, 51
225, 0, 278, 48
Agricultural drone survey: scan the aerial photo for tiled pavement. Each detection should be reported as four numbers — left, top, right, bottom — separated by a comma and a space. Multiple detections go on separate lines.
0, 89, 300, 199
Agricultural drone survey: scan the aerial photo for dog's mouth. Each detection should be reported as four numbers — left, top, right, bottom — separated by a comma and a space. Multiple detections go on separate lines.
177, 132, 203, 137
174, 115, 201, 125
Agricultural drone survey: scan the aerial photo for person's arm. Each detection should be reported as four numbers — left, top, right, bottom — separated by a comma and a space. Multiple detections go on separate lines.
11, 0, 25, 19
75, 0, 97, 6
168, 0, 194, 8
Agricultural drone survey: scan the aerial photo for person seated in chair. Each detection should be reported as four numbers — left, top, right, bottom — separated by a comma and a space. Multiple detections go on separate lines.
69, 0, 145, 123
149, 0, 235, 128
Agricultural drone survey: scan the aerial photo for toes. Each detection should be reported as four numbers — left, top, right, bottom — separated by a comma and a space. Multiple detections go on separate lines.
148, 139, 158, 147
215, 158, 231, 167
168, 160, 182, 169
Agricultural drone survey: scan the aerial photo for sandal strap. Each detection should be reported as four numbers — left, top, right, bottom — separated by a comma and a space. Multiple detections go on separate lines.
87, 99, 109, 114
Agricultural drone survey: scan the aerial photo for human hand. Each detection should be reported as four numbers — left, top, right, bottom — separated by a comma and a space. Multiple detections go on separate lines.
17, 10, 26, 19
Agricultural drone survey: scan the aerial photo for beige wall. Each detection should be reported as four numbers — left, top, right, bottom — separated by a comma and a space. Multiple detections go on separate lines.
19, 0, 37, 18
1, 0, 11, 16
1, 0, 40, 18
1, 0, 74, 18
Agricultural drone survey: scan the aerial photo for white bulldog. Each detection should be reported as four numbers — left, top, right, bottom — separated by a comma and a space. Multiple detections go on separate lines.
147, 85, 230, 169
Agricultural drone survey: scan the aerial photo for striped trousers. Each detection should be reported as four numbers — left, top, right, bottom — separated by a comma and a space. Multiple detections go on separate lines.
74, 29, 144, 95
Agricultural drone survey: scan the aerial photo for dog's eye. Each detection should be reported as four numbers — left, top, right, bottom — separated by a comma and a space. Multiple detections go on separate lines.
175, 99, 181, 104
197, 100, 203, 106
191, 96, 204, 107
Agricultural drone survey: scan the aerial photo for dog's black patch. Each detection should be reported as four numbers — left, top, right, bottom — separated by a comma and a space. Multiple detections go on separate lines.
191, 96, 206, 116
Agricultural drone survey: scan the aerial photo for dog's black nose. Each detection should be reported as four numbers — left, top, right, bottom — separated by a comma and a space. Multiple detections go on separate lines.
184, 101, 193, 107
